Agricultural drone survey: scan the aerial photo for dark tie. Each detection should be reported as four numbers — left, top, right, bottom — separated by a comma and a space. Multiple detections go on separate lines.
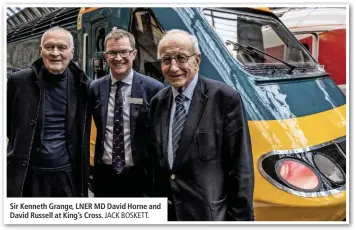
172, 94, 187, 160
112, 81, 125, 170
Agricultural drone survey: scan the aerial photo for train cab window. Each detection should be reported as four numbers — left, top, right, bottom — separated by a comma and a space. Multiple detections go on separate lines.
130, 10, 165, 83
203, 8, 317, 74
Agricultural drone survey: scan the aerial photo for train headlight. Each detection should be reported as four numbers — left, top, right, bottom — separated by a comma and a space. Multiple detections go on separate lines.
259, 137, 346, 197
313, 153, 345, 184
275, 158, 321, 192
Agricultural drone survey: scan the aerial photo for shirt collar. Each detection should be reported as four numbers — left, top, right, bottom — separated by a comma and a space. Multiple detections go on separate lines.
172, 73, 199, 101
110, 69, 133, 86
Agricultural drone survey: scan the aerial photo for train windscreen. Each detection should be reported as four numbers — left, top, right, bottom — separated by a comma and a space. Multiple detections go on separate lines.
203, 8, 318, 72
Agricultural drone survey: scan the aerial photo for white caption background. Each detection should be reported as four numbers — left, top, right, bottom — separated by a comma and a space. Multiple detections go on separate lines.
4, 198, 168, 224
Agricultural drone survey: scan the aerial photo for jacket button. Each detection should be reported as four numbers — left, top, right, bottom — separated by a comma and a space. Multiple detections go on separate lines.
22, 161, 27, 167
36, 148, 40, 152
170, 174, 175, 180
168, 200, 172, 205
29, 120, 35, 126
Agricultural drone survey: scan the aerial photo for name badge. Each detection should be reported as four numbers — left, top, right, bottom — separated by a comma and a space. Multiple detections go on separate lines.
129, 97, 143, 105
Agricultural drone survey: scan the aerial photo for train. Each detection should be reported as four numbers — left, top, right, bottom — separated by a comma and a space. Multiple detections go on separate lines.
278, 7, 347, 94
7, 7, 346, 221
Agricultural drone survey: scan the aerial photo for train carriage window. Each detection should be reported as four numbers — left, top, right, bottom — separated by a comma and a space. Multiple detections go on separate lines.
92, 58, 106, 80
294, 34, 313, 54
293, 33, 319, 61
302, 43, 310, 53
130, 10, 165, 83
96, 28, 105, 52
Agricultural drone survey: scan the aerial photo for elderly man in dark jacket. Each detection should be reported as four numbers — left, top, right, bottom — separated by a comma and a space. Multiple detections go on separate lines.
149, 29, 254, 221
7, 26, 91, 197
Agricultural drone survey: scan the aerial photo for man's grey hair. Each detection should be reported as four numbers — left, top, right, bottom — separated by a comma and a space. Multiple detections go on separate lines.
104, 27, 136, 50
40, 26, 74, 49
157, 29, 200, 59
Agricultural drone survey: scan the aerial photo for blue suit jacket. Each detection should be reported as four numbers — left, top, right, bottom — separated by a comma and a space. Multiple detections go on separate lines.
89, 70, 165, 192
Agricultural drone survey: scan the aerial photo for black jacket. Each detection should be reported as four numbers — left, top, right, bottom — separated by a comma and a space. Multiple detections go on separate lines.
149, 76, 254, 221
7, 58, 91, 197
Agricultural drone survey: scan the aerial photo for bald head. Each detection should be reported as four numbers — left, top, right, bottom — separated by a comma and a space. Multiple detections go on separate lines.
157, 29, 200, 59
157, 29, 201, 90
40, 26, 74, 49
39, 26, 74, 74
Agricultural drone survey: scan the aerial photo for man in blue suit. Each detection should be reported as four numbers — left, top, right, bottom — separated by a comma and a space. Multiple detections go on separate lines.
89, 28, 164, 197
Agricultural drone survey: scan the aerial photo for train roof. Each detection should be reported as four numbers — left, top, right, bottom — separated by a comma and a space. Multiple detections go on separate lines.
279, 7, 346, 32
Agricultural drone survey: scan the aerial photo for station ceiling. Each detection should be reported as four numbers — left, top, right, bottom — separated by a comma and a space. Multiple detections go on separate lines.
7, 7, 58, 31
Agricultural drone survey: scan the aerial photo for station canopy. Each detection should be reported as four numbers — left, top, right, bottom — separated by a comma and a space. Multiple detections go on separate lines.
7, 7, 59, 31
7, 7, 80, 44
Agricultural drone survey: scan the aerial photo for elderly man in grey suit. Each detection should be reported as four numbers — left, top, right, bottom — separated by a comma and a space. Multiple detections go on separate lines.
148, 29, 255, 221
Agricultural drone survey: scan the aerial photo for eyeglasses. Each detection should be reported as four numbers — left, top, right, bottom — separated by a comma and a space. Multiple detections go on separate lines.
104, 50, 135, 58
43, 44, 70, 52
158, 53, 196, 65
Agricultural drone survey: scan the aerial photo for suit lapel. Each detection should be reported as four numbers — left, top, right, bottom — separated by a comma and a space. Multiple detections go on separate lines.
130, 71, 144, 163
67, 70, 77, 135
100, 75, 111, 137
130, 72, 144, 141
172, 78, 208, 171
160, 89, 173, 170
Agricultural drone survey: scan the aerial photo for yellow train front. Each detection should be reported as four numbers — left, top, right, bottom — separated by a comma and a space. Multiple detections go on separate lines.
251, 105, 346, 221
195, 7, 347, 221
241, 8, 346, 221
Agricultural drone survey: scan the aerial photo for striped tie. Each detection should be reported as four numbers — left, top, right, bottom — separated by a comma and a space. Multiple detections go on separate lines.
172, 94, 187, 159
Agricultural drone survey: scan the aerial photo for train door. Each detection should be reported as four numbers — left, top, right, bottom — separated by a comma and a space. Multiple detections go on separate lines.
84, 15, 109, 167
88, 18, 108, 80
130, 9, 165, 83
